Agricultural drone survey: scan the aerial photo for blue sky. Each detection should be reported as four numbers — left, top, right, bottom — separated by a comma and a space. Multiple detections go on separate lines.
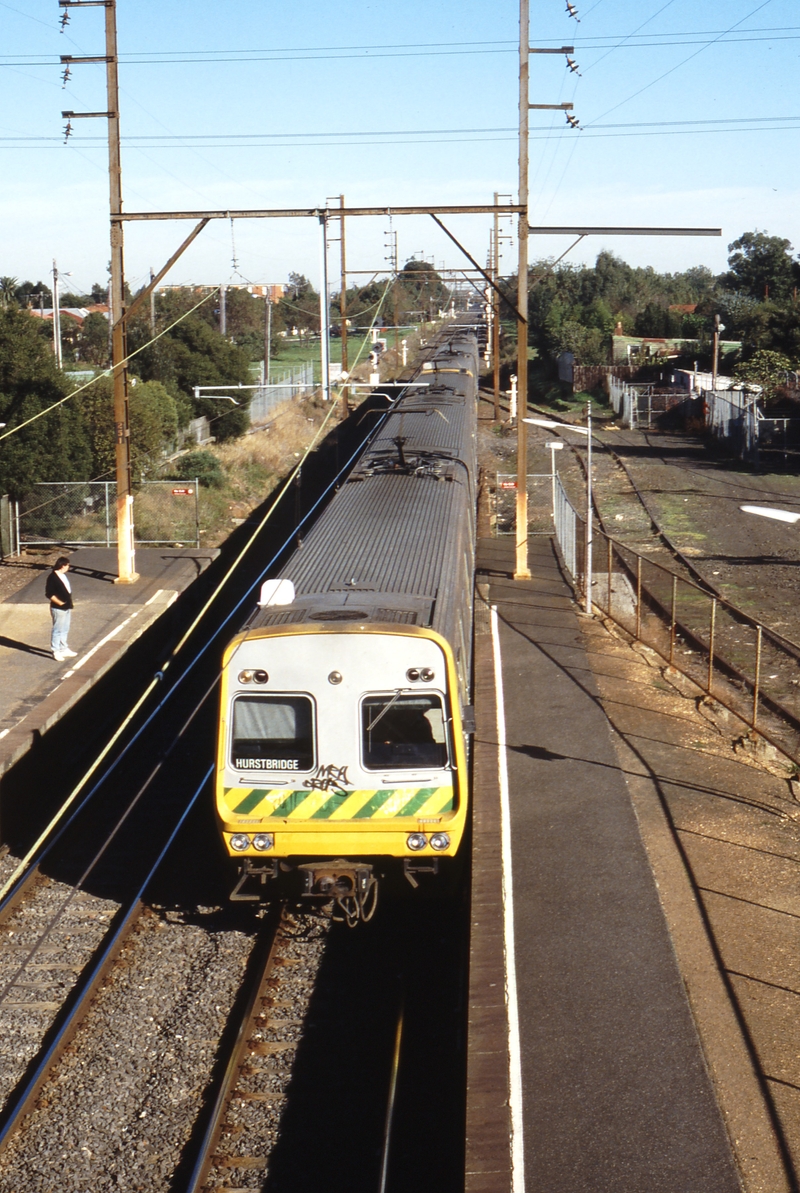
1, 0, 798, 295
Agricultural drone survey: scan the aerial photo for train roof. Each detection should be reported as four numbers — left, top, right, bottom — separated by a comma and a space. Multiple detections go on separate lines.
250, 337, 477, 636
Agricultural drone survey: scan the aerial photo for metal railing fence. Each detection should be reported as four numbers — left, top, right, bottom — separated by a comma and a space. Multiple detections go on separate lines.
250, 363, 315, 424
14, 480, 200, 548
553, 474, 580, 578
608, 375, 701, 430
551, 477, 800, 763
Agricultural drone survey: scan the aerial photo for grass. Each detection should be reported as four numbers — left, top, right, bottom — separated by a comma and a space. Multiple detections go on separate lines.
177, 393, 333, 548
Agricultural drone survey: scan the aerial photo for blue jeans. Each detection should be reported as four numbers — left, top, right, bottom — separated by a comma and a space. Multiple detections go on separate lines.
50, 606, 71, 653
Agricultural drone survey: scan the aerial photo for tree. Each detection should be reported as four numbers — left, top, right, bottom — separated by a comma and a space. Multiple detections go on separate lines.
0, 277, 18, 309
127, 312, 251, 441
723, 231, 797, 302
279, 274, 320, 335
0, 308, 91, 497
734, 349, 794, 398
80, 375, 178, 478
12, 279, 51, 309
75, 312, 110, 367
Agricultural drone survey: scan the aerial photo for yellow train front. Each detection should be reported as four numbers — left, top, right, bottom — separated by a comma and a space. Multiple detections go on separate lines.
214, 330, 478, 922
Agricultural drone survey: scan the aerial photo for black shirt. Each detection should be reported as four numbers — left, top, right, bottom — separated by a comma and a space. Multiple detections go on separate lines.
45, 571, 74, 610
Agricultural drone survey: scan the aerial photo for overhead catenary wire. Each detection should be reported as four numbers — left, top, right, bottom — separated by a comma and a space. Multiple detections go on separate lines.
0, 276, 396, 907
587, 0, 777, 125
4, 27, 800, 67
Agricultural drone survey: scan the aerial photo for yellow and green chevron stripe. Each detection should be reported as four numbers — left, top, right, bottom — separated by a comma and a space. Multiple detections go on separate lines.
223, 785, 454, 821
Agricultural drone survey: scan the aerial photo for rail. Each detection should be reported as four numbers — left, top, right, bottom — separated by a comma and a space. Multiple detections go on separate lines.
552, 472, 800, 766
183, 908, 284, 1193
0, 766, 212, 1153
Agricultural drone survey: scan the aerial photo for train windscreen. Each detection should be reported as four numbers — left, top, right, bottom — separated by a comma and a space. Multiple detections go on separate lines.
361, 693, 448, 770
231, 695, 314, 772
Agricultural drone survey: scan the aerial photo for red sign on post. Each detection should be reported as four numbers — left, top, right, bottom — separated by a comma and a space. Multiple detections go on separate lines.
499, 481, 517, 490
171, 487, 194, 496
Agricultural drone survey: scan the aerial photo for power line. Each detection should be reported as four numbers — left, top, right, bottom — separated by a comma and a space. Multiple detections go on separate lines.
3, 114, 799, 147
3, 124, 799, 150
3, 28, 800, 67
589, 0, 777, 124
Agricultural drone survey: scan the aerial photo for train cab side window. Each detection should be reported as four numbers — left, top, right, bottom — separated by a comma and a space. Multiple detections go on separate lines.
231, 695, 314, 772
361, 694, 449, 771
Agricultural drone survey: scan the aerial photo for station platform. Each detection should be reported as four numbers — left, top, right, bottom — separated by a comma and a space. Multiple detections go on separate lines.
466, 536, 786, 1193
0, 547, 217, 777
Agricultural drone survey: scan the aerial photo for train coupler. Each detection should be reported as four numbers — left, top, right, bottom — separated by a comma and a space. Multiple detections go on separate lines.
297, 860, 378, 927
403, 857, 439, 888
230, 857, 278, 901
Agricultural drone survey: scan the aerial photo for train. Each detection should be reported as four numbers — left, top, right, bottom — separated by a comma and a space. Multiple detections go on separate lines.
214, 327, 479, 923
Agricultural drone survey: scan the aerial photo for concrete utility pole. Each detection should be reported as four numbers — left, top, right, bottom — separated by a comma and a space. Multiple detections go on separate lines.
339, 194, 349, 416
515, 0, 531, 580
52, 260, 62, 370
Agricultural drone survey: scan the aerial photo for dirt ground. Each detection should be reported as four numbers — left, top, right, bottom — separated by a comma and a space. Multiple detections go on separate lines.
0, 549, 68, 603
479, 383, 800, 643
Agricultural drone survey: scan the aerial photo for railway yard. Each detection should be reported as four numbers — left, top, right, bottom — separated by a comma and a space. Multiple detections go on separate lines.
0, 357, 796, 1190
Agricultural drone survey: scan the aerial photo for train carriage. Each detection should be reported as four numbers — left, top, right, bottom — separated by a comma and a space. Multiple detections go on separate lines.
214, 331, 479, 922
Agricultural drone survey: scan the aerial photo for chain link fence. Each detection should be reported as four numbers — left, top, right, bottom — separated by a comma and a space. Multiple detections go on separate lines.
14, 480, 200, 548
250, 363, 316, 425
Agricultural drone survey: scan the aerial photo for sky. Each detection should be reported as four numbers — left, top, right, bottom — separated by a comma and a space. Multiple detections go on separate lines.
1, 0, 799, 296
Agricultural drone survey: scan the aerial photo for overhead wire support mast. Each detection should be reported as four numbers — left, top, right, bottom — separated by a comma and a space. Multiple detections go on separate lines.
59, 0, 137, 583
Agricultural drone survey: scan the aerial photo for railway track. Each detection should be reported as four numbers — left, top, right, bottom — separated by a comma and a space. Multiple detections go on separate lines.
0, 395, 405, 1187
0, 378, 469, 1190
181, 903, 428, 1193
526, 403, 722, 594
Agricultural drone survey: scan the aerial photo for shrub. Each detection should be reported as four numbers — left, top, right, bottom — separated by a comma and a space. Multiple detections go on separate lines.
172, 449, 224, 488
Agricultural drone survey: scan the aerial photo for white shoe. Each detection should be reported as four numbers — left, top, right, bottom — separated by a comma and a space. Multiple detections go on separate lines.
62, 649, 78, 658
53, 652, 66, 662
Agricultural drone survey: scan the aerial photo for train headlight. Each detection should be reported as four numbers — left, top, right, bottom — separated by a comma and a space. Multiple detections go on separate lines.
406, 667, 420, 682
406, 833, 427, 851
419, 667, 435, 682
328, 671, 343, 685
252, 833, 274, 851
238, 670, 254, 683
230, 833, 251, 851
430, 832, 450, 851
253, 670, 269, 684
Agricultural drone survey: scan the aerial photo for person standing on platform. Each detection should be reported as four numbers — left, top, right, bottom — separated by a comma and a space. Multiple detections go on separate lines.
46, 556, 77, 662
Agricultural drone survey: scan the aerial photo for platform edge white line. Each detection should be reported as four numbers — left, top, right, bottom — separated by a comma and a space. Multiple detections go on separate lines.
491, 604, 526, 1193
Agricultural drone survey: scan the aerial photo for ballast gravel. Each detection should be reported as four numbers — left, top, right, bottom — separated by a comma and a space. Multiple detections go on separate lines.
0, 873, 120, 1108
205, 914, 330, 1189
0, 904, 329, 1192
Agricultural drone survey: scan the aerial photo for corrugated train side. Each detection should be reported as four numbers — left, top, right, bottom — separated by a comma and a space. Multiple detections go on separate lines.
214, 330, 479, 922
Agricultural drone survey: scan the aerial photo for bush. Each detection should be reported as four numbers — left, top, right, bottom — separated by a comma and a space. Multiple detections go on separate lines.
172, 449, 223, 488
